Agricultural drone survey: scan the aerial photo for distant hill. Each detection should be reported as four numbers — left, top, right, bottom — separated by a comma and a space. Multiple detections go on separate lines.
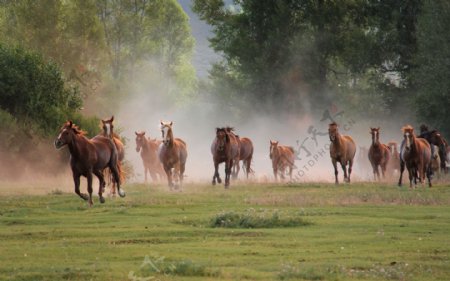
177, 0, 220, 78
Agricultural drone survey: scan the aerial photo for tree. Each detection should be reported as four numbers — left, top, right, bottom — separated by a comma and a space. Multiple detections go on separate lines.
414, 0, 450, 136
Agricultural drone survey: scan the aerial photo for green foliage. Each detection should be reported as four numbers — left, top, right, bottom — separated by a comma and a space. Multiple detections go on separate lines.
210, 208, 311, 228
413, 0, 450, 137
0, 44, 82, 135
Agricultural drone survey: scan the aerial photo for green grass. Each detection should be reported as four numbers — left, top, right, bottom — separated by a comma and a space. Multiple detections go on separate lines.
0, 182, 450, 280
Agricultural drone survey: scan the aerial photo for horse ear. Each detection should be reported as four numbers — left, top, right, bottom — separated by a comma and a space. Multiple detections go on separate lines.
135, 131, 139, 136
160, 120, 163, 125
170, 121, 173, 126
142, 131, 146, 136
110, 115, 114, 122
68, 120, 73, 127
377, 127, 380, 131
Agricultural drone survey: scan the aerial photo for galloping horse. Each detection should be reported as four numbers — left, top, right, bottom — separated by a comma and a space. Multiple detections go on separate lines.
54, 121, 125, 206
328, 122, 356, 184
430, 145, 441, 178
398, 125, 432, 188
159, 121, 188, 189
386, 141, 401, 178
135, 131, 165, 182
101, 116, 124, 195
234, 137, 254, 179
368, 127, 390, 180
428, 130, 448, 173
269, 140, 295, 181
211, 127, 240, 187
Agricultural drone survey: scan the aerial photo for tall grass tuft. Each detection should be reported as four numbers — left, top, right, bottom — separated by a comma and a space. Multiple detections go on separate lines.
210, 208, 312, 228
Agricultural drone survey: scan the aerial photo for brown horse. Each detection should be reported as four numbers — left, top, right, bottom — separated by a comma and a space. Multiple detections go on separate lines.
328, 122, 356, 184
428, 130, 448, 173
159, 121, 188, 189
386, 141, 401, 178
368, 127, 391, 180
211, 127, 240, 187
398, 125, 432, 188
54, 121, 125, 206
269, 140, 295, 181
232, 136, 254, 179
135, 131, 165, 182
101, 116, 125, 195
430, 145, 441, 178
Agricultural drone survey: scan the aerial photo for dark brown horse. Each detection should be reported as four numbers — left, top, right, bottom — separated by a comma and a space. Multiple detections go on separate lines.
269, 140, 295, 181
328, 122, 356, 184
159, 121, 188, 189
101, 116, 125, 195
398, 125, 432, 188
211, 127, 240, 187
386, 141, 401, 178
135, 131, 165, 182
428, 130, 448, 173
368, 127, 391, 180
54, 121, 125, 206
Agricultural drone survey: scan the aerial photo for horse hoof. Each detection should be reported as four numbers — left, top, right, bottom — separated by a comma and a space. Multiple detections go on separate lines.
218, 178, 222, 184
212, 181, 216, 186
118, 190, 126, 198
99, 197, 105, 204
81, 194, 89, 201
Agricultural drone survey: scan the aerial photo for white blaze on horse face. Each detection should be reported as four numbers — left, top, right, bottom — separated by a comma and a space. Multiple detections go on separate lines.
162, 125, 170, 144
405, 132, 411, 148
105, 123, 111, 137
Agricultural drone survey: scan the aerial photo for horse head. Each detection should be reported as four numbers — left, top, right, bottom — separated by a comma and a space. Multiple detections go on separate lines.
328, 122, 339, 142
370, 127, 380, 145
160, 121, 173, 146
135, 131, 146, 152
402, 125, 415, 151
269, 140, 278, 159
55, 120, 84, 149
216, 128, 229, 151
101, 115, 114, 138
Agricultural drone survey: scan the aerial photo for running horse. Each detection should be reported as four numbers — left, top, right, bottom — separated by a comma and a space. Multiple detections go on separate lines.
398, 125, 432, 188
211, 127, 240, 187
54, 121, 125, 206
234, 137, 254, 179
428, 130, 448, 173
159, 121, 188, 190
269, 140, 296, 181
135, 131, 165, 182
386, 141, 401, 178
328, 122, 356, 184
101, 116, 124, 195
368, 127, 390, 180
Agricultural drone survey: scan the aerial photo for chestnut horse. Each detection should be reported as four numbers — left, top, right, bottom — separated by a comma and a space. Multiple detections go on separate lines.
231, 134, 253, 179
368, 127, 390, 180
269, 140, 295, 181
398, 125, 432, 188
386, 141, 401, 178
159, 121, 188, 189
101, 116, 124, 195
135, 131, 165, 182
328, 122, 356, 184
54, 121, 125, 206
211, 127, 240, 187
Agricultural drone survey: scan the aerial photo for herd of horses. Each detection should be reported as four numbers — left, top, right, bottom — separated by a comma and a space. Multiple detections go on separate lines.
54, 118, 449, 205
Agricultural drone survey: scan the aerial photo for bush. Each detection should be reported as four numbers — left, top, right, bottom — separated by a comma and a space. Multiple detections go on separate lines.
210, 209, 312, 228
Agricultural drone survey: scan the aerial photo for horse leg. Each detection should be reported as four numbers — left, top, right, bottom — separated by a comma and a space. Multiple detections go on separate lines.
225, 160, 232, 188
273, 165, 278, 182
398, 160, 405, 186
246, 157, 252, 179
144, 165, 148, 183
341, 163, 348, 183
427, 165, 432, 187
87, 172, 94, 206
164, 165, 173, 190
93, 169, 106, 204
234, 160, 240, 180
110, 164, 125, 198
212, 161, 218, 185
73, 173, 89, 201
179, 163, 185, 190
332, 159, 339, 185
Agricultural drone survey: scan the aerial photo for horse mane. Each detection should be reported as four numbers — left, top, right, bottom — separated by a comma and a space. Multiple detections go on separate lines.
401, 125, 414, 133
329, 122, 338, 127
62, 121, 87, 136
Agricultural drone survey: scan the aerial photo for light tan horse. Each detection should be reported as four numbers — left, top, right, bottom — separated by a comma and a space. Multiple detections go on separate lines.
159, 121, 188, 190
386, 141, 401, 178
135, 131, 165, 183
368, 127, 390, 180
398, 125, 432, 188
328, 122, 356, 184
101, 116, 125, 195
269, 140, 295, 181
430, 145, 441, 178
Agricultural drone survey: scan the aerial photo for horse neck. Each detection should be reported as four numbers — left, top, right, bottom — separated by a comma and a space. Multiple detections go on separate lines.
333, 132, 344, 148
67, 134, 85, 159
167, 128, 174, 146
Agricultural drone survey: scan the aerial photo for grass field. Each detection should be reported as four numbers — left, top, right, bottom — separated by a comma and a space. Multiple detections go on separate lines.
1, 182, 450, 280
